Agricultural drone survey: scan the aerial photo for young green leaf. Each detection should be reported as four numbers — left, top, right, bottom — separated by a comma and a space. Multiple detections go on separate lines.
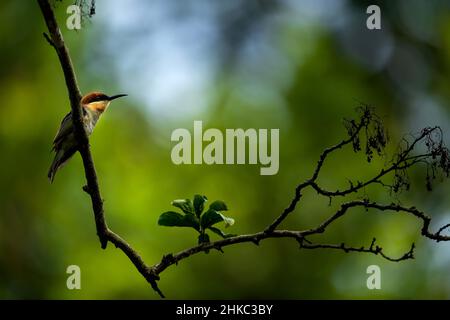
208, 227, 235, 239
209, 200, 228, 211
200, 209, 223, 229
193, 195, 207, 217
219, 213, 235, 227
171, 199, 194, 215
183, 213, 201, 232
158, 211, 200, 231
198, 233, 210, 244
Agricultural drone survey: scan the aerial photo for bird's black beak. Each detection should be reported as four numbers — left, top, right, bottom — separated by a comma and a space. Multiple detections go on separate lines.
108, 94, 128, 101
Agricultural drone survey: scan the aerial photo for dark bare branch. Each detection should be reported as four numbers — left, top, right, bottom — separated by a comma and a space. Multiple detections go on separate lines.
299, 238, 415, 262
37, 0, 164, 297
310, 126, 446, 197
37, 0, 108, 247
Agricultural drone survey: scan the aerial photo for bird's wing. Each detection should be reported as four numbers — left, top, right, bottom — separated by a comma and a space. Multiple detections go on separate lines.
52, 111, 74, 150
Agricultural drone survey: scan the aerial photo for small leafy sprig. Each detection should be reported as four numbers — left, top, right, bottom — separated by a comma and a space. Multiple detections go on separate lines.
158, 195, 235, 245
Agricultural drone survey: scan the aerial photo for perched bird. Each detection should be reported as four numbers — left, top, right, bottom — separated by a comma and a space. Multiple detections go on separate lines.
48, 91, 127, 182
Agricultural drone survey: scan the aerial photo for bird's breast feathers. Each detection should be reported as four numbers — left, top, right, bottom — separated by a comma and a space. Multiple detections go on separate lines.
83, 108, 101, 135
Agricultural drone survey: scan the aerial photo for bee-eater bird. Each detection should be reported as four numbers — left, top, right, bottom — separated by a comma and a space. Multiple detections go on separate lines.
48, 91, 127, 182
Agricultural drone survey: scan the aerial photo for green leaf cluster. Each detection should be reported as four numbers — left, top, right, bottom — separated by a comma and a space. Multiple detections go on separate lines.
158, 195, 235, 244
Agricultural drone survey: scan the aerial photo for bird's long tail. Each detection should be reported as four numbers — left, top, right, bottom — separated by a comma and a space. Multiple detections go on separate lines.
48, 151, 63, 183
48, 148, 75, 183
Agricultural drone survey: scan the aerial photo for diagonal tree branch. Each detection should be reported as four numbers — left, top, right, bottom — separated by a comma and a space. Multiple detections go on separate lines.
151, 196, 449, 278
37, 0, 163, 298
263, 110, 369, 233
37, 0, 108, 248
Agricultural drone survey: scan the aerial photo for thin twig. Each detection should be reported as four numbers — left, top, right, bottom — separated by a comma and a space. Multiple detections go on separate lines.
299, 238, 415, 262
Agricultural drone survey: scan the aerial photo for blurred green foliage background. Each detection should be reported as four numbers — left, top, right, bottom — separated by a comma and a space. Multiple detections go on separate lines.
0, 0, 450, 299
